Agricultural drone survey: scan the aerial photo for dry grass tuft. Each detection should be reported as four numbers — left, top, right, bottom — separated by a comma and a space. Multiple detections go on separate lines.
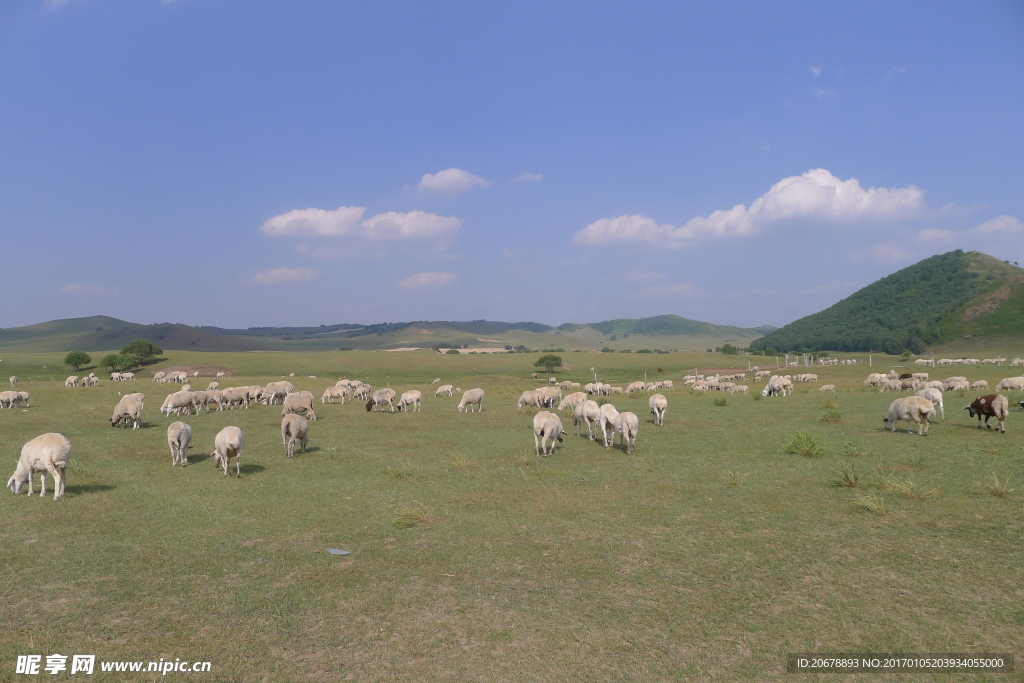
852, 491, 887, 516
723, 470, 745, 488
875, 467, 938, 499
828, 466, 861, 488
969, 473, 1014, 497
392, 502, 436, 528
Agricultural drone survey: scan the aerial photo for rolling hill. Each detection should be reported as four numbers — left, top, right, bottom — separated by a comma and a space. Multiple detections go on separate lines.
750, 250, 1024, 354
0, 314, 762, 353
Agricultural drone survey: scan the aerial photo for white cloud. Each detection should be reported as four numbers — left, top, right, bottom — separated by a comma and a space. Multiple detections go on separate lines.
405, 168, 491, 197
501, 247, 527, 259
395, 271, 458, 290
246, 266, 318, 285
44, 0, 72, 11
573, 169, 925, 249
623, 269, 665, 283
59, 283, 120, 296
261, 207, 460, 242
513, 172, 543, 183
971, 215, 1024, 235
815, 88, 838, 99
809, 65, 823, 78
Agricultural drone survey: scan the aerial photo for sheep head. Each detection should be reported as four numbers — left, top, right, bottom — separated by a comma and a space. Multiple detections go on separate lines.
365, 399, 374, 412
7, 474, 26, 494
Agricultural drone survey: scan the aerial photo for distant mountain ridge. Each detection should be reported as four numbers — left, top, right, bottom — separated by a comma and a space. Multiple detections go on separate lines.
751, 250, 1024, 354
0, 314, 763, 352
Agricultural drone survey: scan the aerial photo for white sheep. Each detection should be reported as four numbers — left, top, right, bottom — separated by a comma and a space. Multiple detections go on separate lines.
216, 371, 226, 378
220, 387, 250, 409
572, 399, 602, 439
971, 380, 989, 391
321, 386, 352, 404
995, 376, 1024, 392
457, 388, 485, 413
611, 412, 640, 454
281, 391, 317, 421
167, 421, 192, 466
65, 376, 79, 388
556, 392, 587, 413
180, 383, 192, 393
533, 411, 565, 457
6, 433, 72, 499
281, 414, 309, 457
882, 396, 934, 436
153, 371, 167, 383
516, 389, 546, 410
109, 398, 143, 429
434, 384, 453, 397
432, 378, 441, 384
730, 384, 749, 395
207, 381, 220, 391
818, 384, 836, 392
195, 389, 224, 412
262, 381, 294, 405
397, 390, 423, 413
366, 387, 397, 413
599, 403, 620, 448
538, 386, 562, 407
915, 387, 945, 422
160, 391, 197, 416
9, 376, 17, 388
649, 394, 667, 426
212, 426, 245, 477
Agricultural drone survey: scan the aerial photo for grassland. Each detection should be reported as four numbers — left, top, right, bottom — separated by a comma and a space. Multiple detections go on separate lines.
1, 349, 1022, 681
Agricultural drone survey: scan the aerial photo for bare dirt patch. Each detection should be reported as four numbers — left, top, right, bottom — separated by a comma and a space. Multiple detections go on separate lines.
962, 275, 1024, 321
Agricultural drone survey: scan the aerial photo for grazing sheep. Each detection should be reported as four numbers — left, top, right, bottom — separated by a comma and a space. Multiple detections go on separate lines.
880, 379, 903, 392
220, 387, 249, 410
548, 377, 558, 385
965, 394, 1010, 433
245, 386, 264, 404
180, 384, 191, 393
397, 390, 423, 413
762, 376, 792, 397
649, 394, 668, 426
6, 433, 72, 499
434, 384, 453, 397
432, 378, 441, 384
352, 385, 371, 400
599, 403, 620, 448
572, 399, 602, 439
153, 371, 167, 383
1, 391, 30, 409
882, 396, 934, 436
282, 391, 317, 421
366, 387, 397, 413
971, 380, 989, 391
818, 384, 836, 392
862, 373, 887, 387
9, 376, 17, 388
194, 389, 224, 412
901, 378, 920, 391
533, 411, 565, 457
943, 380, 969, 392
281, 414, 309, 457
109, 399, 143, 429
559, 380, 573, 392
556, 392, 587, 413
539, 386, 562, 407
212, 426, 245, 477
457, 388, 485, 413
160, 391, 197, 417
65, 376, 79, 388
207, 381, 220, 391
915, 387, 945, 422
262, 381, 294, 406
516, 389, 546, 410
995, 376, 1024, 392
532, 373, 539, 379
612, 412, 640, 454
167, 421, 192, 466
321, 386, 352, 404
730, 384, 749, 395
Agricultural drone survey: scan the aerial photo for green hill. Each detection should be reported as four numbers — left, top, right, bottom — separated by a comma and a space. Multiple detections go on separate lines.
0, 318, 265, 352
750, 250, 1024, 354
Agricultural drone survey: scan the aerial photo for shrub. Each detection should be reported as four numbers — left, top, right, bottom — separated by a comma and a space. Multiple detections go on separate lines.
446, 349, 460, 355
783, 432, 824, 458
713, 397, 728, 407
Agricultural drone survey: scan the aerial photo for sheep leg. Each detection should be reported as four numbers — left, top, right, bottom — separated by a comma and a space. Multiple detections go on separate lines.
38, 471, 46, 498
534, 432, 541, 457
235, 453, 241, 478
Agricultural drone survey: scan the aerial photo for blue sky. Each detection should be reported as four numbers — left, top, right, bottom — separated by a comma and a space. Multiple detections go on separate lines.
2, 0, 1023, 329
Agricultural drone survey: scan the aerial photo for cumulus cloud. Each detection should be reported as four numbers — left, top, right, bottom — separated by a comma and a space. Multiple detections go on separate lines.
395, 271, 458, 290
971, 215, 1024, 235
513, 172, 544, 183
261, 207, 460, 242
573, 169, 925, 249
59, 283, 120, 296
246, 266, 318, 285
405, 168, 491, 197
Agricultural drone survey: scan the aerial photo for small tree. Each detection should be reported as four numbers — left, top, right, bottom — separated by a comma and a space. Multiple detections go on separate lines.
121, 339, 162, 362
64, 351, 91, 371
534, 354, 563, 373
100, 354, 121, 372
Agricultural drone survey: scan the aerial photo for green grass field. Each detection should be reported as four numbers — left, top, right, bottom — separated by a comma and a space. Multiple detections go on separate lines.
1, 350, 1022, 681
